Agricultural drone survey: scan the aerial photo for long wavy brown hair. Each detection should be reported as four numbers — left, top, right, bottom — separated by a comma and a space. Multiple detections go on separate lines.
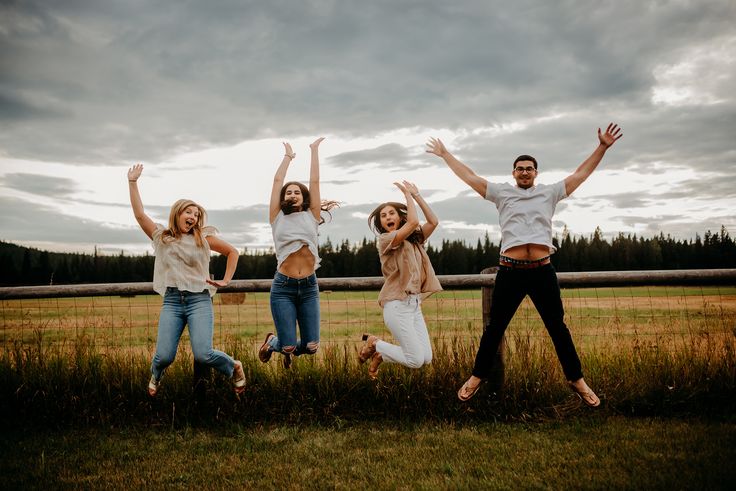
368, 202, 423, 244
162, 199, 207, 247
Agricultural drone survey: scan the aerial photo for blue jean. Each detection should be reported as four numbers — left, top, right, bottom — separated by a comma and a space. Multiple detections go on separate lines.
151, 287, 235, 381
472, 264, 584, 381
268, 272, 320, 356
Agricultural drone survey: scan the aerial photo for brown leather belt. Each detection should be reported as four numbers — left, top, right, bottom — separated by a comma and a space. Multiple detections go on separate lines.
499, 255, 551, 269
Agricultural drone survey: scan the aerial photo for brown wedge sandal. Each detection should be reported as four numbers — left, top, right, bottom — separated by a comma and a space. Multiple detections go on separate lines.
258, 333, 274, 363
368, 353, 383, 380
358, 333, 378, 364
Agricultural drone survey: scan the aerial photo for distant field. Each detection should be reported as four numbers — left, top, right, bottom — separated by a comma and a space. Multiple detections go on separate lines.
2, 286, 735, 355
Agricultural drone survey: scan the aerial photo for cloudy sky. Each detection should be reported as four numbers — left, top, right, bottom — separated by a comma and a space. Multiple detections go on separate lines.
1, 0, 735, 256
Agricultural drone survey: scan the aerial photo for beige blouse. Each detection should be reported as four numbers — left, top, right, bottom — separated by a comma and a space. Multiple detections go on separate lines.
377, 231, 442, 307
152, 224, 217, 297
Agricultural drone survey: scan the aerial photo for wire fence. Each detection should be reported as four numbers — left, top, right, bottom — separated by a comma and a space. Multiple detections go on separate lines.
1, 270, 735, 358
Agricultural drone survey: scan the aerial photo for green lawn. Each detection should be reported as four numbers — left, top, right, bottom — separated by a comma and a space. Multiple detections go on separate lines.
2, 417, 734, 489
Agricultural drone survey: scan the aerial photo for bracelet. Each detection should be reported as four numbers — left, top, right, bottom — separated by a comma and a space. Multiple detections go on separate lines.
284, 154, 295, 159
128, 180, 137, 183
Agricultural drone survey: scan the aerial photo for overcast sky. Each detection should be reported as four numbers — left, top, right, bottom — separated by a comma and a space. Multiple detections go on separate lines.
1, 0, 735, 256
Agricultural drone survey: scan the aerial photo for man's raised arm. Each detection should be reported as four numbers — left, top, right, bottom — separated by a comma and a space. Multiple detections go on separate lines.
426, 137, 487, 197
564, 123, 623, 196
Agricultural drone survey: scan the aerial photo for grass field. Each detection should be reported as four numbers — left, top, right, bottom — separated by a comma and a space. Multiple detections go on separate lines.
1, 286, 735, 488
2, 417, 735, 489
3, 286, 735, 353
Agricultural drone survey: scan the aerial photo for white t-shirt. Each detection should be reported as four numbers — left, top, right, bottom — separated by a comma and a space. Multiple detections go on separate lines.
151, 224, 217, 297
484, 180, 567, 254
271, 210, 321, 270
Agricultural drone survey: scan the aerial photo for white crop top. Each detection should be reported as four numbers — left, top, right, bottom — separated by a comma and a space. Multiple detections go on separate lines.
151, 224, 217, 297
484, 180, 567, 254
271, 210, 321, 270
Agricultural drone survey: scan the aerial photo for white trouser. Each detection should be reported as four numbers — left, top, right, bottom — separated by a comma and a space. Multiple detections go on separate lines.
376, 294, 432, 368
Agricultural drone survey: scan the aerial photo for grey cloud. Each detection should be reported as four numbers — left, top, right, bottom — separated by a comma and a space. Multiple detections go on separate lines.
666, 176, 736, 200
0, 195, 265, 249
429, 195, 499, 227
0, 90, 69, 121
591, 193, 655, 209
0, 195, 141, 244
328, 143, 413, 169
1, 173, 77, 197
2, 1, 733, 165
1, 1, 735, 252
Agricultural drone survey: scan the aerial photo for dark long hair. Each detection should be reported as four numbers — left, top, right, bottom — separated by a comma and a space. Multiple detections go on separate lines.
368, 202, 424, 244
280, 181, 339, 224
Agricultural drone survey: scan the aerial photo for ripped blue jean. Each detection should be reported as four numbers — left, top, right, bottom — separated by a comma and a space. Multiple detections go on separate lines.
267, 272, 320, 356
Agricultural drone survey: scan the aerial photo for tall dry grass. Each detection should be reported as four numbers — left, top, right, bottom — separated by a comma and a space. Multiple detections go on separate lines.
2, 325, 734, 428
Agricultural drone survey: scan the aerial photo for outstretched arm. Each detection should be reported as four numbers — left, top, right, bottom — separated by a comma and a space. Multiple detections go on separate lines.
389, 182, 420, 248
269, 142, 296, 223
564, 123, 623, 196
402, 181, 438, 241
308, 137, 325, 221
127, 164, 157, 239
205, 236, 239, 287
426, 138, 487, 197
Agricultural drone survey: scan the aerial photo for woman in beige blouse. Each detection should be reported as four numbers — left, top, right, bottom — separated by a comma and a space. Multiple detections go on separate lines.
128, 164, 245, 396
358, 181, 442, 379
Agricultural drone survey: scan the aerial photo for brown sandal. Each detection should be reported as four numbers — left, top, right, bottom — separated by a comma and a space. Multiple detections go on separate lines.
568, 380, 600, 407
457, 378, 483, 402
233, 360, 246, 394
147, 375, 160, 397
358, 333, 377, 364
258, 333, 274, 363
368, 353, 383, 380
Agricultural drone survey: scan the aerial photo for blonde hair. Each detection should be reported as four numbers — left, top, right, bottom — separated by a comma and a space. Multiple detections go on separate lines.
161, 199, 207, 247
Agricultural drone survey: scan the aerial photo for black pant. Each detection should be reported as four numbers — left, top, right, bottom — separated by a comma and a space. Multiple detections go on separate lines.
472, 264, 583, 381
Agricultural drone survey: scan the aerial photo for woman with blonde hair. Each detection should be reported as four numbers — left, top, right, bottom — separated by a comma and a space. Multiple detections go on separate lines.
258, 138, 338, 368
358, 181, 442, 379
128, 164, 245, 396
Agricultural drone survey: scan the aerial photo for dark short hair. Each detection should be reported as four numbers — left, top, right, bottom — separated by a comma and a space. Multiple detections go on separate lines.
513, 155, 538, 169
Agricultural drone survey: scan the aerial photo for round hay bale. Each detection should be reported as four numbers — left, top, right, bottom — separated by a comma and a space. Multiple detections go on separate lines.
220, 292, 246, 304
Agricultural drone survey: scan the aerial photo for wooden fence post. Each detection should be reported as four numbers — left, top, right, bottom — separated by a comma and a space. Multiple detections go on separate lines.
481, 267, 505, 389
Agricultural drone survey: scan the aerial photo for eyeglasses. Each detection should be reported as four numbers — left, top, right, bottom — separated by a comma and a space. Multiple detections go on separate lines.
514, 166, 536, 174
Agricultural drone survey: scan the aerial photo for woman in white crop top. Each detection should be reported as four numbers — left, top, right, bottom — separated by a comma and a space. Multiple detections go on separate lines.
258, 138, 338, 369
127, 164, 245, 396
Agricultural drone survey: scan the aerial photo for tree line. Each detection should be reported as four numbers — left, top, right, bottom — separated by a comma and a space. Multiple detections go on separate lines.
1, 226, 734, 286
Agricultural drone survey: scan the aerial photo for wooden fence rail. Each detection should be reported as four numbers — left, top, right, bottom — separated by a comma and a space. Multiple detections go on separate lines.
1, 269, 735, 300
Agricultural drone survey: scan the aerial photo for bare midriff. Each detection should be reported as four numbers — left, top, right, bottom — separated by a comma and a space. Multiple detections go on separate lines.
502, 243, 550, 261
278, 245, 316, 279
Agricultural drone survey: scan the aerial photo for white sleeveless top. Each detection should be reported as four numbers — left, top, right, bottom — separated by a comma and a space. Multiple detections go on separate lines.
271, 210, 321, 270
151, 224, 217, 297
